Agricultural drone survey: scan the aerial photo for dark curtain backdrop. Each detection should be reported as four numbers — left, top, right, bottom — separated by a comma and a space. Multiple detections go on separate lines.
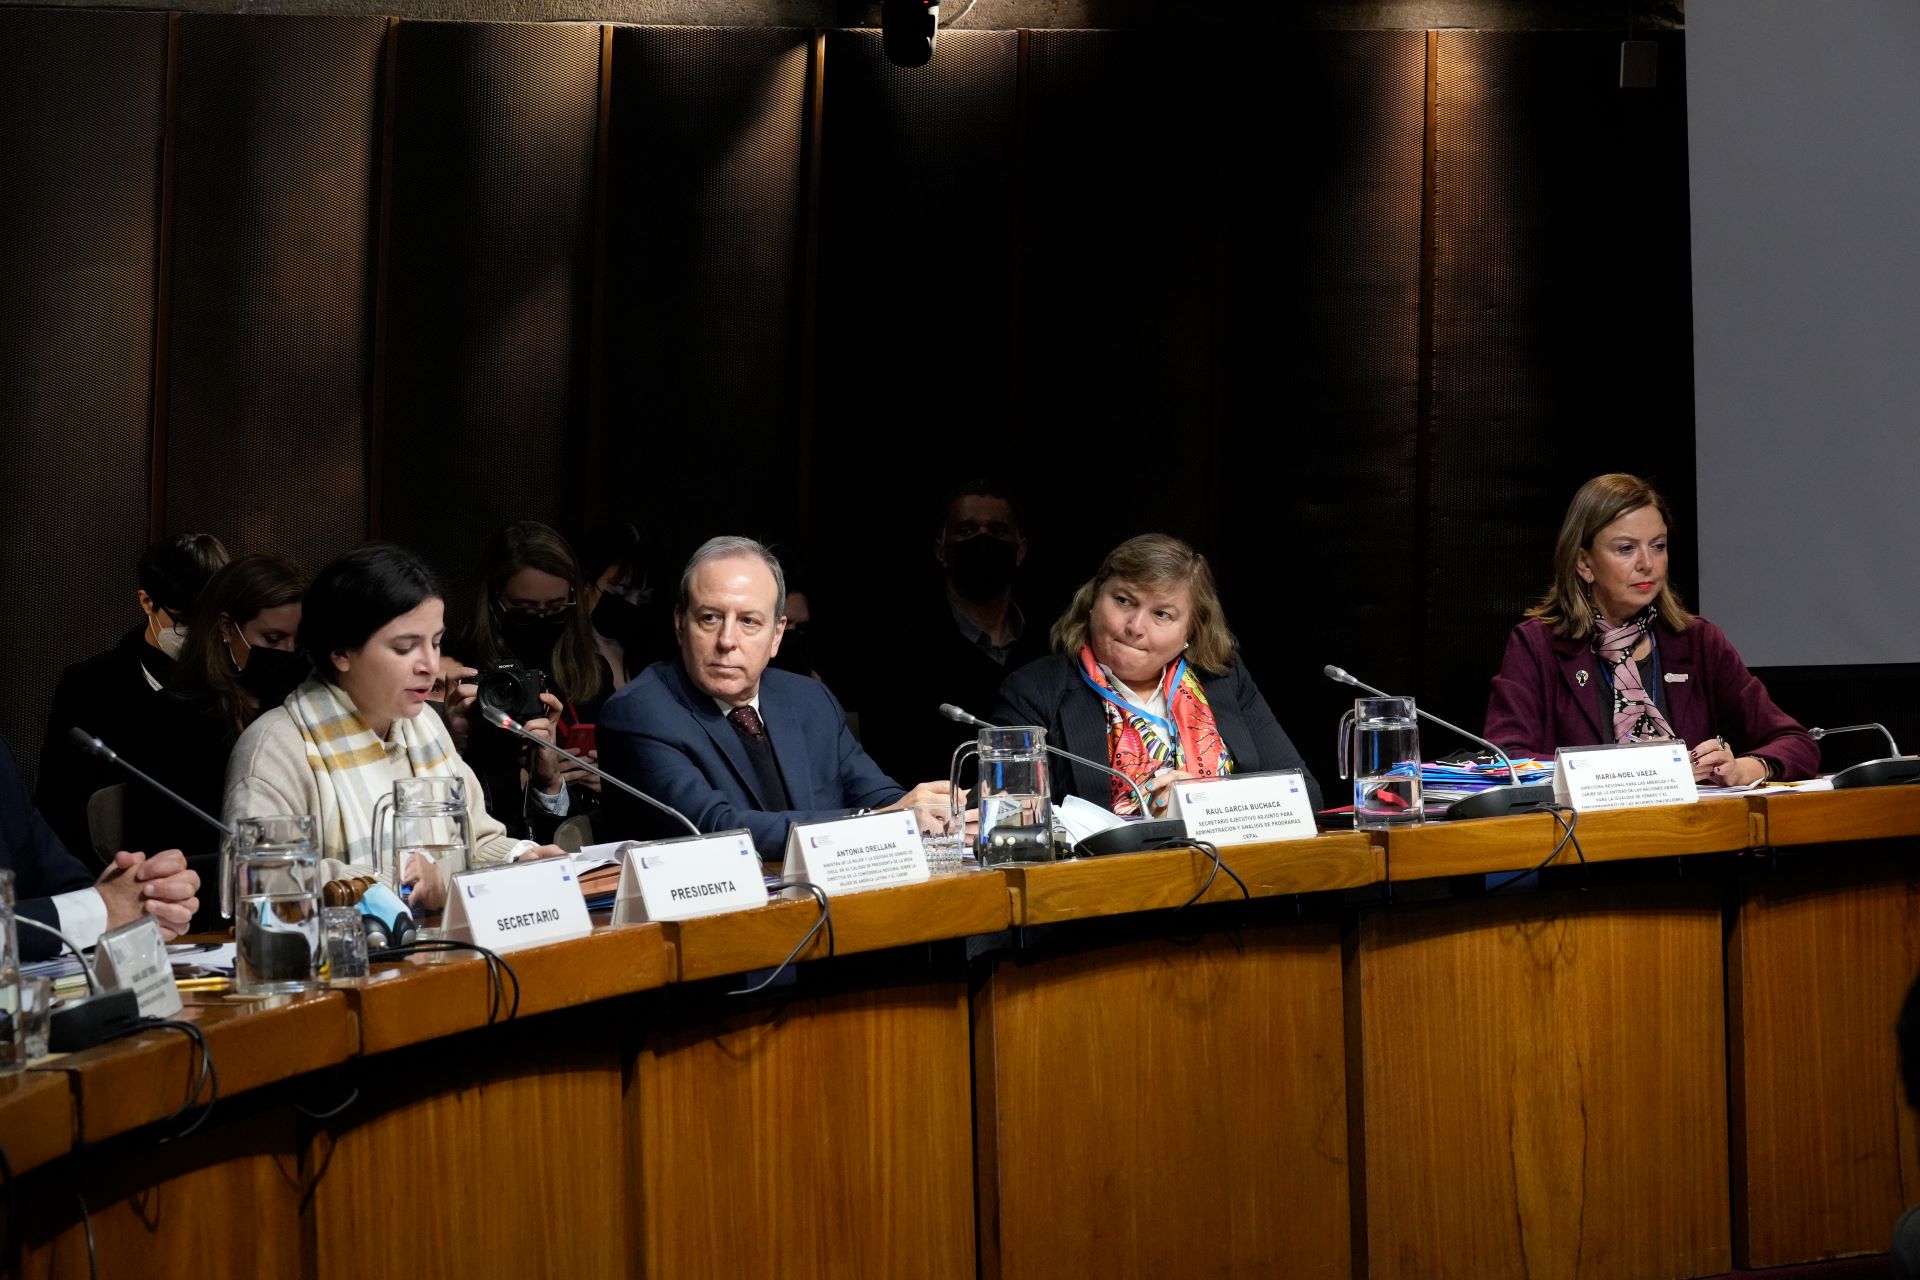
14, 17, 1861, 803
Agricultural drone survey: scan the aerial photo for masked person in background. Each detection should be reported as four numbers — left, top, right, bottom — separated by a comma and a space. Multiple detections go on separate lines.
579, 519, 673, 689
447, 522, 612, 843
37, 532, 229, 861
858, 480, 1049, 786
121, 555, 310, 908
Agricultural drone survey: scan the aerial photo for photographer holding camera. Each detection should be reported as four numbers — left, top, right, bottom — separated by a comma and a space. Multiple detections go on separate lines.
446, 522, 613, 842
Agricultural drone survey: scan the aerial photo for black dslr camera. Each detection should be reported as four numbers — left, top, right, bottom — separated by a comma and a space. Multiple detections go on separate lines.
471, 661, 549, 724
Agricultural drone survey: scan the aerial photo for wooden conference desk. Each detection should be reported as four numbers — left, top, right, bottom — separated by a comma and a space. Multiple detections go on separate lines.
2, 788, 1916, 1279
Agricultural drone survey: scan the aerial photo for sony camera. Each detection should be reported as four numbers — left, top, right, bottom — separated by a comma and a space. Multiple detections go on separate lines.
471, 660, 549, 724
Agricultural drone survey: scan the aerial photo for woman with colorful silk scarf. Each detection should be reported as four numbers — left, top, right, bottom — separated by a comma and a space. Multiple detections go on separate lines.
992, 533, 1321, 817
1483, 473, 1817, 784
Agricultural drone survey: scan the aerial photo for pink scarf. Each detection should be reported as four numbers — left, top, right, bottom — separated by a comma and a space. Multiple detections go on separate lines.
1593, 607, 1677, 744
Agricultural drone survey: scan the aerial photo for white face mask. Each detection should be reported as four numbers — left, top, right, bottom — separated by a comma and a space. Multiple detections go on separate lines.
148, 609, 188, 660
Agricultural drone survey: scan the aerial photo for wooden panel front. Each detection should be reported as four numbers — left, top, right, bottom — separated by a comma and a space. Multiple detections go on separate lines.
975, 925, 1351, 1280
312, 1010, 630, 1280
631, 979, 976, 1279
1009, 832, 1379, 925
1381, 798, 1755, 881
667, 874, 1010, 982
1755, 787, 1920, 847
1728, 851, 1920, 1267
20, 1110, 305, 1280
0, 1070, 73, 1175
1355, 883, 1730, 1280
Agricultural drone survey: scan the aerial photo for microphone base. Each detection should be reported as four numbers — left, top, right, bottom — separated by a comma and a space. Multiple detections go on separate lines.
1075, 820, 1189, 858
1442, 783, 1557, 821
1828, 757, 1920, 790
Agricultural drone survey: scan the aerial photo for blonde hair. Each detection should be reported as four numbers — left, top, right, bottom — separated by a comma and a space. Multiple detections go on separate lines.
1527, 473, 1693, 640
1050, 533, 1239, 675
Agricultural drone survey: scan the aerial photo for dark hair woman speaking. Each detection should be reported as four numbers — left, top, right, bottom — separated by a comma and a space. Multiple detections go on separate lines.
993, 533, 1321, 816
1484, 472, 1817, 784
223, 545, 563, 911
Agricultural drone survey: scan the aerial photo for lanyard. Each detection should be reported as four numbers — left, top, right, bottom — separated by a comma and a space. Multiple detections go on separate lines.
1080, 657, 1187, 753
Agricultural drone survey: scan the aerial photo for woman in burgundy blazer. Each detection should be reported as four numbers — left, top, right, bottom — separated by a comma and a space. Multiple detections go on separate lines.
1484, 474, 1818, 783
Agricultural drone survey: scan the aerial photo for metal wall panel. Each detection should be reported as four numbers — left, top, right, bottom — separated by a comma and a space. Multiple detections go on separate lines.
0, 10, 168, 785
165, 15, 387, 568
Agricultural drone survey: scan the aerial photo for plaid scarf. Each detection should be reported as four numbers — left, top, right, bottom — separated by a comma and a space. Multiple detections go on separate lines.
285, 676, 460, 866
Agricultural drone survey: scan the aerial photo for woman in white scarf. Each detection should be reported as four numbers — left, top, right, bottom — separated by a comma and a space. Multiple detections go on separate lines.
224, 545, 564, 909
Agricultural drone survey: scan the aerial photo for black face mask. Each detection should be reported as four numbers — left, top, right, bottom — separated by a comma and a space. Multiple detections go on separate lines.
590, 591, 644, 646
237, 645, 311, 708
772, 627, 813, 677
944, 534, 1020, 600
500, 613, 567, 671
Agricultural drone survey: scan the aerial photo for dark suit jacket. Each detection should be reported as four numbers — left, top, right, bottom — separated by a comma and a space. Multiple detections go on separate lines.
856, 590, 1049, 787
1, 736, 97, 962
992, 653, 1324, 812
1483, 616, 1819, 780
598, 660, 906, 858
36, 624, 177, 863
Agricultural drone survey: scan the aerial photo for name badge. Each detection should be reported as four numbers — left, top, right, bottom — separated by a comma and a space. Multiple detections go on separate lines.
781, 810, 928, 895
1553, 741, 1699, 812
94, 916, 183, 1019
441, 858, 593, 954
1167, 770, 1319, 847
611, 829, 768, 924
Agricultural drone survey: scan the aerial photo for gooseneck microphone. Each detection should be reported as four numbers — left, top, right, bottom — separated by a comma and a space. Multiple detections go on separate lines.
939, 704, 1188, 857
69, 727, 235, 838
486, 710, 703, 838
1321, 667, 1555, 821
1809, 723, 1920, 790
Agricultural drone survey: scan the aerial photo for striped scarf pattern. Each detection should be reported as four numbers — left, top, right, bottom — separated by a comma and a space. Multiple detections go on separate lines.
284, 676, 460, 866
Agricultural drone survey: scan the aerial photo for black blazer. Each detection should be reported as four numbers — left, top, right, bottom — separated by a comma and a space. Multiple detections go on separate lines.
992, 653, 1323, 812
0, 735, 97, 961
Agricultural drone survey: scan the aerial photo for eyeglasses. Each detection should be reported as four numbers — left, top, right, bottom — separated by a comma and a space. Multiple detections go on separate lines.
496, 595, 576, 621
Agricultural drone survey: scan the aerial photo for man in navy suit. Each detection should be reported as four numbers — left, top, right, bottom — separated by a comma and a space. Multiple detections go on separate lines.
598, 537, 958, 859
1, 735, 201, 962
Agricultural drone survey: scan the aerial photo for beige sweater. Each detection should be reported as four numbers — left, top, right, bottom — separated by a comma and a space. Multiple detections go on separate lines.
223, 705, 525, 876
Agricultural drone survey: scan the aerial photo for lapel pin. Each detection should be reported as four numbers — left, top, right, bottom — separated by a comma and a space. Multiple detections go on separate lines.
1664, 672, 1688, 683
1575, 669, 1589, 686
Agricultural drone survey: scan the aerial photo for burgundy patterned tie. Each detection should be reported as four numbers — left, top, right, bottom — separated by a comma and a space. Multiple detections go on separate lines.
726, 705, 767, 741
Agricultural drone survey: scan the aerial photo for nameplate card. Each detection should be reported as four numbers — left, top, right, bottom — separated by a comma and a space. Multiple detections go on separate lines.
1167, 770, 1319, 847
1553, 741, 1699, 812
442, 857, 593, 953
94, 916, 183, 1019
781, 810, 927, 895
611, 829, 767, 924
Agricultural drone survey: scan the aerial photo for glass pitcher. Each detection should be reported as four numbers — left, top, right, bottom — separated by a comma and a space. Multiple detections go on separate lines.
229, 814, 321, 995
1, 869, 21, 1072
372, 776, 474, 896
1338, 696, 1423, 828
951, 724, 1054, 867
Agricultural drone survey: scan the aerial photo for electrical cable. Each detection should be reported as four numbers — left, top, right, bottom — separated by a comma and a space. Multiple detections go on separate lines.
367, 940, 520, 1024
1150, 836, 1250, 911
0, 1142, 15, 1279
75, 1190, 97, 1280
729, 881, 834, 996
101, 1019, 218, 1143
1485, 803, 1586, 894
296, 1087, 361, 1121
940, 0, 980, 26
12, 916, 100, 995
